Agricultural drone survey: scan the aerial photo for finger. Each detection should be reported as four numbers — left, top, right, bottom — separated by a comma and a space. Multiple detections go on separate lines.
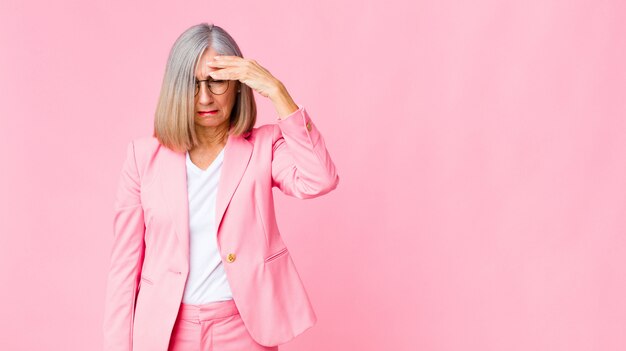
206, 60, 236, 67
209, 68, 238, 80
206, 60, 226, 67
207, 59, 244, 67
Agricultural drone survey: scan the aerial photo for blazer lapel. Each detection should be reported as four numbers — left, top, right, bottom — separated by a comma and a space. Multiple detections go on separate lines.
160, 131, 253, 262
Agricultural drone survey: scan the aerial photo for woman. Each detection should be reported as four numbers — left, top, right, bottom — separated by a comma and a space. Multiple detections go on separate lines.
102, 23, 339, 351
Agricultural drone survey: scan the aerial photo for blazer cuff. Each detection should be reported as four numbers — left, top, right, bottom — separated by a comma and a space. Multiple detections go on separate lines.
276, 104, 321, 147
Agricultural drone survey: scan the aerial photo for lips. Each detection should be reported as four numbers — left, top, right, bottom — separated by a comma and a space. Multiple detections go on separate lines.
198, 110, 218, 115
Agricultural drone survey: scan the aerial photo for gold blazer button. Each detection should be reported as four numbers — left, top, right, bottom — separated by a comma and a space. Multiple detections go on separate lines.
226, 253, 237, 263
306, 121, 312, 131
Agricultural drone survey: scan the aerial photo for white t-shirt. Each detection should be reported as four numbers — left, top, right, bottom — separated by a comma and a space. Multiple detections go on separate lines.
181, 147, 233, 304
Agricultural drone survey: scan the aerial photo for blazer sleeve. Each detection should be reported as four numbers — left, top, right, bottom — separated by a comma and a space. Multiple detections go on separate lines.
102, 140, 146, 351
271, 104, 339, 199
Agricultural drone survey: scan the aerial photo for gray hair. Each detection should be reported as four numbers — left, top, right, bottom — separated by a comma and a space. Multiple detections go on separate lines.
153, 23, 257, 153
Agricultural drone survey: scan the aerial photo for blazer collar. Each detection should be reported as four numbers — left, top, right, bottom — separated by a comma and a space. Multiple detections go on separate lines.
159, 131, 253, 261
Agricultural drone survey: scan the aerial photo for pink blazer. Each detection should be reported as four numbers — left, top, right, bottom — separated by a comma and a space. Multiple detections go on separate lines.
102, 106, 339, 350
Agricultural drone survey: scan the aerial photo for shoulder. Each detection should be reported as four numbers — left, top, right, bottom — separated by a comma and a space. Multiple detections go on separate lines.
246, 123, 280, 145
124, 136, 161, 171
131, 135, 160, 150
245, 105, 308, 144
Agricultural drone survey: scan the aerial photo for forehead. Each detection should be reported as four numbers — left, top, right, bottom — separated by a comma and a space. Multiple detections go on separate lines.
195, 48, 220, 79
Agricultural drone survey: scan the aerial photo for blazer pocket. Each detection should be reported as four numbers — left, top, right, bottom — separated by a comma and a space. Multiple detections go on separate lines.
264, 247, 289, 263
140, 274, 154, 286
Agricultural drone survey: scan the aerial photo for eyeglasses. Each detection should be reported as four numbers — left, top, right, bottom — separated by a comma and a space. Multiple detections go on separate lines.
194, 78, 229, 96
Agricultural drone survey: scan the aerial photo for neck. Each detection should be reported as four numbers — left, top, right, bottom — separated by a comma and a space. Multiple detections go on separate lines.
193, 123, 229, 151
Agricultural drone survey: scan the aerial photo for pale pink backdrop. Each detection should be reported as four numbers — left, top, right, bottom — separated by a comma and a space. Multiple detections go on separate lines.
1, 0, 625, 350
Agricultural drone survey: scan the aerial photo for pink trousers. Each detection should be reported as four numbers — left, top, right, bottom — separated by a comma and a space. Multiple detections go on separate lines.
167, 299, 279, 351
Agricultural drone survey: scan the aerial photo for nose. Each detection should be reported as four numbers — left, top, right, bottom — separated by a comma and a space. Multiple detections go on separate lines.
197, 82, 215, 105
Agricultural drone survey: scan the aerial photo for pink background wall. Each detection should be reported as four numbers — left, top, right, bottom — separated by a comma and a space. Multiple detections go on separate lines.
1, 0, 625, 350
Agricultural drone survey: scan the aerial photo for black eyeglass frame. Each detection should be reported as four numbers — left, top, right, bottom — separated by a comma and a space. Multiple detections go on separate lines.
194, 78, 230, 96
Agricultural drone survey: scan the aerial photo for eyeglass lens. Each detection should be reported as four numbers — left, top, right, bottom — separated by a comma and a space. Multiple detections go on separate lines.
195, 79, 229, 96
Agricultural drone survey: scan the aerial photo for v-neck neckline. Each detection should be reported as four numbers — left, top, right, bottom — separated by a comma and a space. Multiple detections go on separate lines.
186, 147, 225, 174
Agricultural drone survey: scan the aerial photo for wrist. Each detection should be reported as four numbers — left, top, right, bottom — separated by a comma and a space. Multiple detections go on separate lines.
270, 82, 299, 119
268, 80, 287, 101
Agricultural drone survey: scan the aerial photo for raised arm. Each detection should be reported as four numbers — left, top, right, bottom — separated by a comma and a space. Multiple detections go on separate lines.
102, 140, 146, 351
271, 105, 340, 199
204, 55, 340, 199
